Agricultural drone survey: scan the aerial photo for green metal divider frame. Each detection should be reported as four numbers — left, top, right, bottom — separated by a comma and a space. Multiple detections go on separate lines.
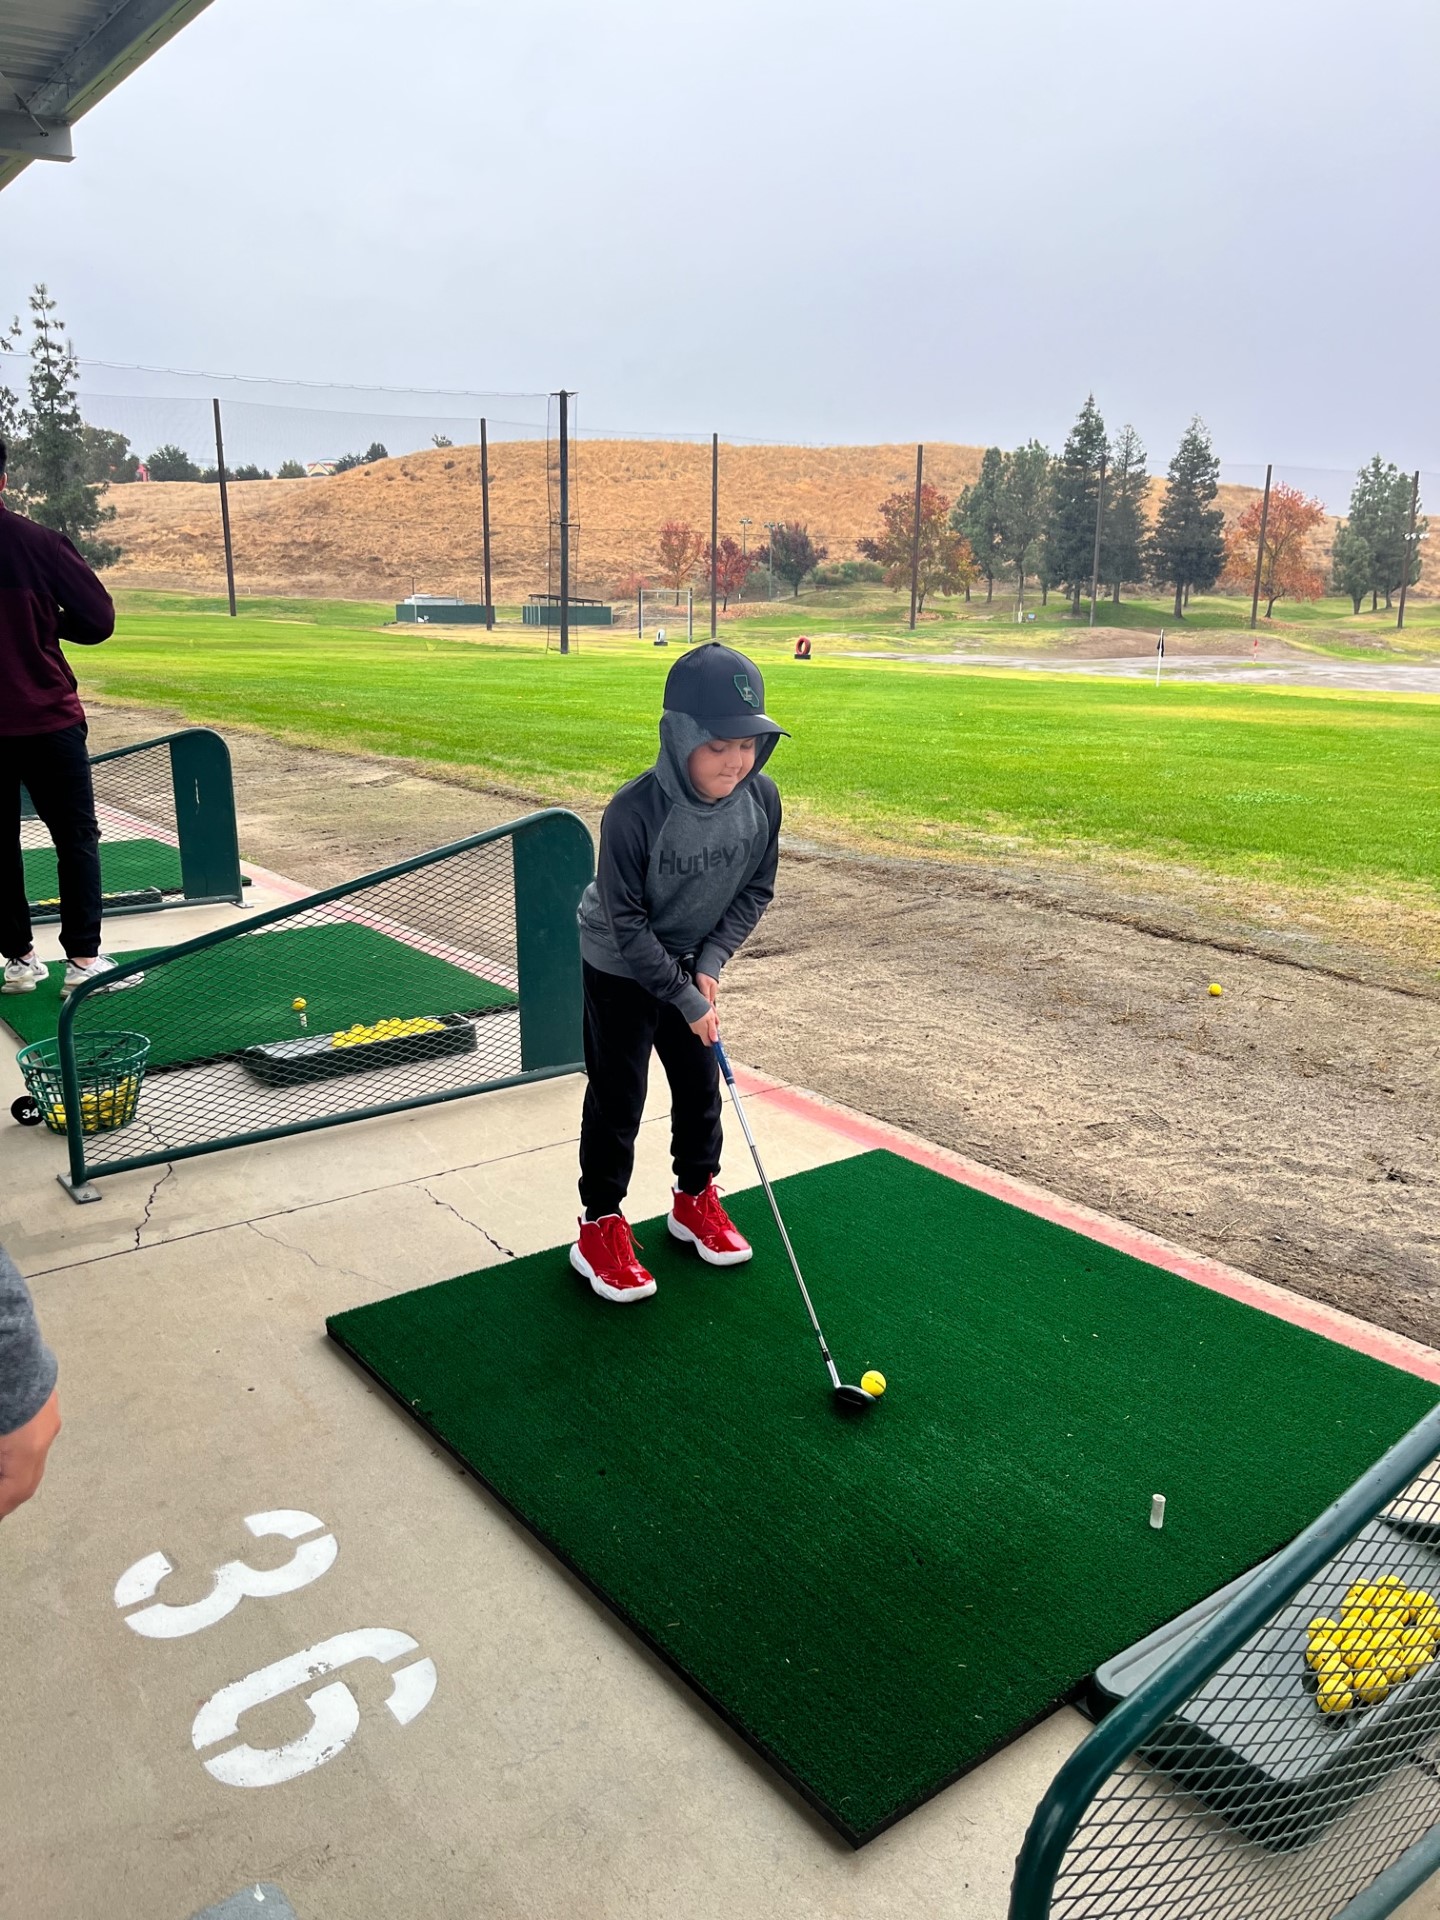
1009, 1401, 1440, 1920
26, 726, 244, 921
56, 807, 594, 1201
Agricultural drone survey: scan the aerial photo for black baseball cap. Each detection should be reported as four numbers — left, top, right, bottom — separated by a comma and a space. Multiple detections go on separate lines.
663, 642, 789, 738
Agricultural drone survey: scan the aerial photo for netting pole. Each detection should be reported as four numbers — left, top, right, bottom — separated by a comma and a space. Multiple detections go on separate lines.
212, 398, 237, 617
710, 431, 719, 638
1397, 468, 1420, 632
1087, 451, 1106, 627
908, 443, 924, 630
480, 416, 494, 629
558, 388, 570, 656
1249, 462, 1272, 629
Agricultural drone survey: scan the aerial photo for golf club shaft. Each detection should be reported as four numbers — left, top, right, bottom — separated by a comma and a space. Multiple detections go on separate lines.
713, 1039, 842, 1391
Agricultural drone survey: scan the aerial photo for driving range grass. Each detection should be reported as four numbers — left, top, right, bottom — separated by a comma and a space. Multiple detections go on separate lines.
77, 609, 1440, 896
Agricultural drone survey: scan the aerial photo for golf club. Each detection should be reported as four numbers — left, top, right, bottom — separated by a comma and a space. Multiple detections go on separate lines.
713, 1037, 878, 1411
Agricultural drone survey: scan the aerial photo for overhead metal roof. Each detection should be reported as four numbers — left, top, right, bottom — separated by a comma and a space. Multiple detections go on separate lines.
0, 0, 215, 192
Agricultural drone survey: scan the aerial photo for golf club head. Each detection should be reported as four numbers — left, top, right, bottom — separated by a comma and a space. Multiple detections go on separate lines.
834, 1383, 877, 1412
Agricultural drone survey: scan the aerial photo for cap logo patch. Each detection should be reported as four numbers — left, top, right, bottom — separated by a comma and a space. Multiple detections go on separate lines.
734, 672, 760, 708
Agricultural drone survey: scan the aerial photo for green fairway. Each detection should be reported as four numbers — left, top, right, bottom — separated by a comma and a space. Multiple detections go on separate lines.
0, 921, 515, 1069
327, 1149, 1438, 1843
74, 608, 1440, 896
23, 837, 183, 904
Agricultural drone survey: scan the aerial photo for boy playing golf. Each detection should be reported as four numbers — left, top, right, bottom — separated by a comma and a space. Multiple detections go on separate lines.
572, 642, 786, 1303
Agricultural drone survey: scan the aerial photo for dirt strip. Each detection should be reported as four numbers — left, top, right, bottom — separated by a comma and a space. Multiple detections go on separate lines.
84, 702, 1440, 1350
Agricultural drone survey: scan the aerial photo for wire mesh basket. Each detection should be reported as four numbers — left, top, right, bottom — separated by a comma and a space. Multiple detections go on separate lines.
16, 1030, 150, 1135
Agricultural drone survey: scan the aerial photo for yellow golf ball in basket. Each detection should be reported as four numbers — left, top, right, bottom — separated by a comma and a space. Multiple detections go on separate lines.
292, 997, 307, 1011
860, 1369, 887, 1398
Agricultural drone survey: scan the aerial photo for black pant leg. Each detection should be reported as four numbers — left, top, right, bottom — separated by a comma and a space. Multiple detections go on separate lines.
19, 724, 101, 960
578, 963, 662, 1219
652, 999, 723, 1196
0, 744, 30, 962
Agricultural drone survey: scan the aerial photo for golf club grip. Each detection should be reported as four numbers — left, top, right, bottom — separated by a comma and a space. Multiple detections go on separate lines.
713, 1037, 736, 1087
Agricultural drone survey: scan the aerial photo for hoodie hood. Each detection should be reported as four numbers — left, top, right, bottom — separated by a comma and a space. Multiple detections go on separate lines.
654, 710, 780, 808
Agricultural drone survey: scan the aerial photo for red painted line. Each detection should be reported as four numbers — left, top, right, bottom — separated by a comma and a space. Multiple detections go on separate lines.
240, 858, 313, 904
733, 1065, 1440, 1388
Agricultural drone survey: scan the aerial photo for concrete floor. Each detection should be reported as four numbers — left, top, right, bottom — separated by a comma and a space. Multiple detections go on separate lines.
3, 886, 1439, 1920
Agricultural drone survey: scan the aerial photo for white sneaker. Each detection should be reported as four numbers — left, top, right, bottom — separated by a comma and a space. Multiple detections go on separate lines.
61, 954, 145, 995
2, 953, 48, 994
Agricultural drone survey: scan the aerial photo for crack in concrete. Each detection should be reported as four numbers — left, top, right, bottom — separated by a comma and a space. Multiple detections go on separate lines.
420, 1183, 515, 1259
22, 1128, 583, 1279
134, 1164, 175, 1249
246, 1218, 373, 1290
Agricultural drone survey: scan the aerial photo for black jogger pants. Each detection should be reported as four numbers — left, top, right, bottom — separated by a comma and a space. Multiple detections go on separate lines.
578, 960, 722, 1220
0, 722, 102, 962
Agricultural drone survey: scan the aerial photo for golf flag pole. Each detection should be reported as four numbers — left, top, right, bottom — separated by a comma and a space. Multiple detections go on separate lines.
1155, 627, 1165, 686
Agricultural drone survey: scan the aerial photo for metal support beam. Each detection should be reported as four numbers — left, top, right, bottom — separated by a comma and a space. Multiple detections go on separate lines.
2, 0, 215, 193
0, 112, 72, 160
26, 0, 217, 123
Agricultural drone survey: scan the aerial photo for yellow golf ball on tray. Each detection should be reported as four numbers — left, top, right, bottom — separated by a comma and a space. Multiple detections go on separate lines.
860, 1370, 887, 1398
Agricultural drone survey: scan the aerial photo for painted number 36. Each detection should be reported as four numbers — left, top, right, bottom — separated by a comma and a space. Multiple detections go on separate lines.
114, 1510, 436, 1788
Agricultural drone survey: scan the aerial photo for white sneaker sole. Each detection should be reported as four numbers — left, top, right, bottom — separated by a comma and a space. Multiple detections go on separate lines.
1, 978, 41, 994
61, 969, 145, 996
667, 1214, 753, 1266
569, 1241, 657, 1303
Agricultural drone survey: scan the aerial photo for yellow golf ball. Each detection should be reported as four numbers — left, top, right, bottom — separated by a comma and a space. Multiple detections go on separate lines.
1208, 983, 1223, 996
860, 1369, 887, 1398
292, 997, 307, 1011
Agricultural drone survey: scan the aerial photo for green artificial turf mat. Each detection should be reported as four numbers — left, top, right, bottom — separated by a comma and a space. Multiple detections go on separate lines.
23, 836, 183, 904
326, 1149, 1439, 1843
0, 921, 516, 1070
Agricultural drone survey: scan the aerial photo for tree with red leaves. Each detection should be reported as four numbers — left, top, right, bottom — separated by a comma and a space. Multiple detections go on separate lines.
858, 483, 979, 613
655, 521, 706, 591
1222, 482, 1327, 618
701, 536, 753, 610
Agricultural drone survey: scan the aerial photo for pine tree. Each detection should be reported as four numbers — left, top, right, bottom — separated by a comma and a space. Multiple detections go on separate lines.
1347, 456, 1425, 611
1045, 396, 1108, 614
0, 314, 23, 456
1103, 425, 1148, 603
1330, 523, 1373, 615
1146, 418, 1224, 618
952, 448, 1004, 602
14, 285, 119, 567
996, 441, 1052, 615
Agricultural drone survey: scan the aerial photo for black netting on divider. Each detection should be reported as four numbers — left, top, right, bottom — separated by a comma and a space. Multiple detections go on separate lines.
65, 834, 522, 1176
1048, 1462, 1440, 1919
23, 738, 183, 914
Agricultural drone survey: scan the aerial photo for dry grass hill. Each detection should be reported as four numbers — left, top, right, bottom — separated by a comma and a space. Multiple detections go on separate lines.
100, 440, 992, 601
100, 437, 1372, 605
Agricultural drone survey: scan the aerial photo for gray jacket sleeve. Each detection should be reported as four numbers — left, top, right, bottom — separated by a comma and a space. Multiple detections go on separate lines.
595, 797, 712, 1025
0, 1245, 58, 1436
695, 781, 781, 982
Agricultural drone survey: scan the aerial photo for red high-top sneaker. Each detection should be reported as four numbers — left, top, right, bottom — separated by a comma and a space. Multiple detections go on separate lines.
667, 1181, 752, 1267
570, 1215, 657, 1303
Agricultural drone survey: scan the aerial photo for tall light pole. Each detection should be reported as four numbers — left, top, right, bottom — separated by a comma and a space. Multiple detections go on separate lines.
1087, 451, 1106, 628
764, 521, 777, 600
908, 444, 924, 632
1249, 464, 1273, 631
1397, 470, 1424, 632
739, 517, 751, 555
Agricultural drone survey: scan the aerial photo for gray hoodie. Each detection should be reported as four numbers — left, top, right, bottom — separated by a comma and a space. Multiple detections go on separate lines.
577, 711, 782, 1025
0, 1244, 57, 1437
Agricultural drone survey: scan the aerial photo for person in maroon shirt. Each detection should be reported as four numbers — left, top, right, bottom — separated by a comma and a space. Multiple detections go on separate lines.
0, 436, 140, 995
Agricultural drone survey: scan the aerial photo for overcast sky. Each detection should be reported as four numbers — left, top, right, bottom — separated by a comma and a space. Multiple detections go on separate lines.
1, 0, 1436, 475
